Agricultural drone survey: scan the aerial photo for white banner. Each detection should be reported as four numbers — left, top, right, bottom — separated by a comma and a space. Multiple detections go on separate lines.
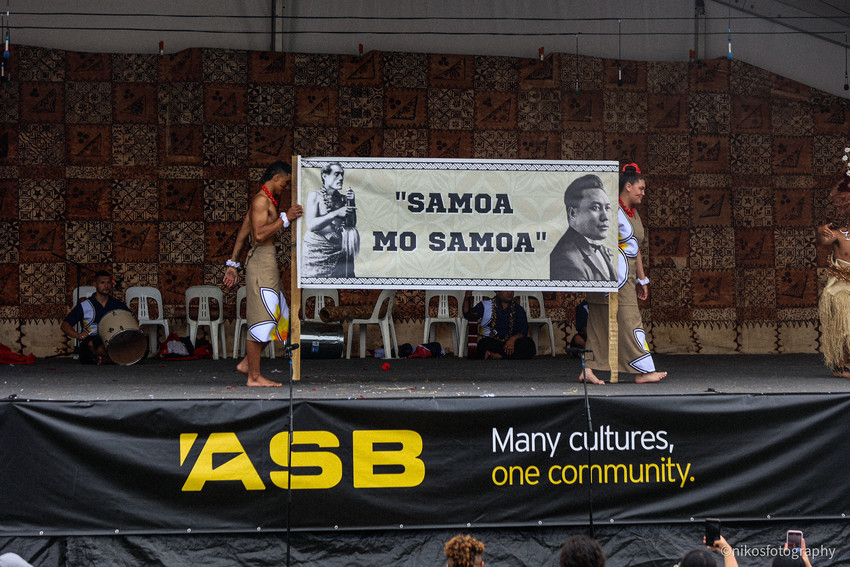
297, 157, 620, 291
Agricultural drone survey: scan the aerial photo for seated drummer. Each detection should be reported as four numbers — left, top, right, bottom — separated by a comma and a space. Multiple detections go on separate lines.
60, 270, 132, 364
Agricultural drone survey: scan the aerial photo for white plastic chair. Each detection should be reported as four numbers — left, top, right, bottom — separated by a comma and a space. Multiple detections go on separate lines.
516, 291, 556, 357
125, 286, 169, 357
301, 288, 340, 322
346, 289, 398, 359
232, 286, 275, 359
457, 292, 490, 358
184, 285, 227, 360
72, 286, 96, 305
422, 290, 465, 356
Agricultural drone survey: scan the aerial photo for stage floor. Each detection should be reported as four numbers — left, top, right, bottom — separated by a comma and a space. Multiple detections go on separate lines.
2, 352, 849, 401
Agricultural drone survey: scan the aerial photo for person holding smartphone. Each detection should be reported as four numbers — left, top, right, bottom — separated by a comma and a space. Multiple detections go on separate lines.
771, 533, 811, 567
677, 533, 737, 567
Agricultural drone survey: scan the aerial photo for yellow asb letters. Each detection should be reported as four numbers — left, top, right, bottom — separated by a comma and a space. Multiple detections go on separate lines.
180, 430, 425, 491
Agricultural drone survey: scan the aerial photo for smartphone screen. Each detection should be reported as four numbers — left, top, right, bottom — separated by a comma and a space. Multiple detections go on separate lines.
786, 530, 803, 550
705, 518, 721, 546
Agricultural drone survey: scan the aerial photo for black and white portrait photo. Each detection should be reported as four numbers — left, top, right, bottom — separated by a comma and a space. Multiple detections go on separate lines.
302, 162, 360, 278
549, 174, 616, 282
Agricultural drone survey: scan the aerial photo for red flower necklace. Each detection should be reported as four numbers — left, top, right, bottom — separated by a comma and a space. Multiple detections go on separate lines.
619, 197, 635, 217
261, 185, 278, 208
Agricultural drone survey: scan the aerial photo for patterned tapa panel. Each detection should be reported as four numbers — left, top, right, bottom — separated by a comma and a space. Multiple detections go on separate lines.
1, 44, 849, 356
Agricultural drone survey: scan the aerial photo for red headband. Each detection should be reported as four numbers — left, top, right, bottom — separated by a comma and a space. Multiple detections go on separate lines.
622, 163, 642, 174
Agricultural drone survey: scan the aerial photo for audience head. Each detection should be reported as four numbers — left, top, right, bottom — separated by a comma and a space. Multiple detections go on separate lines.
444, 534, 485, 567
677, 549, 717, 567
559, 534, 605, 567
771, 556, 805, 567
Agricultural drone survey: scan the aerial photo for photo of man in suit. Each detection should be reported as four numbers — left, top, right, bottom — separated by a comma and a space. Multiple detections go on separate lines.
549, 174, 616, 282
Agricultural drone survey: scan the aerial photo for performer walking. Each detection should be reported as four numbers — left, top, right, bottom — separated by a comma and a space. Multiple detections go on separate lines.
223, 160, 302, 387
816, 173, 850, 378
580, 163, 667, 384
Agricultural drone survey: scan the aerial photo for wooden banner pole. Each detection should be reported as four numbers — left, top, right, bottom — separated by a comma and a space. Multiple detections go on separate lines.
290, 155, 301, 381
608, 292, 619, 383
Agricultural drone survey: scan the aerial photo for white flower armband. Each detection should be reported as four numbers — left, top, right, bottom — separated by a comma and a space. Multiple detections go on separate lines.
225, 259, 241, 269
280, 212, 291, 228
636, 276, 650, 286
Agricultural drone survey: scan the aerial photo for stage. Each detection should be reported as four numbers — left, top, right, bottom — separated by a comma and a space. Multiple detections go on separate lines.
2, 353, 848, 401
4, 353, 850, 567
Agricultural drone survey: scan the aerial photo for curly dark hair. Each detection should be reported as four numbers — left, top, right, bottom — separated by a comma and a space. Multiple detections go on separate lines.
444, 534, 485, 567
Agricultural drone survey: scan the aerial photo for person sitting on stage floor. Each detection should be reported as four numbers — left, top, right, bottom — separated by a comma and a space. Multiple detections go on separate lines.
816, 174, 850, 379
677, 535, 737, 567
444, 534, 485, 567
60, 270, 131, 365
223, 160, 303, 387
462, 290, 536, 360
580, 163, 667, 384
558, 534, 605, 567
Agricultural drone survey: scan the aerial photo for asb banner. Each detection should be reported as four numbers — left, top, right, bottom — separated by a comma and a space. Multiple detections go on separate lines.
2, 394, 850, 536
296, 157, 620, 291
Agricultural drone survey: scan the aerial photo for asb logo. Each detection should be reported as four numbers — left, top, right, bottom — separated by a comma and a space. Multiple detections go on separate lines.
179, 429, 425, 491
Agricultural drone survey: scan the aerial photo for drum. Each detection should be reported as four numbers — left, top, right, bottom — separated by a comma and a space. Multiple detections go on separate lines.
300, 321, 344, 359
99, 309, 148, 365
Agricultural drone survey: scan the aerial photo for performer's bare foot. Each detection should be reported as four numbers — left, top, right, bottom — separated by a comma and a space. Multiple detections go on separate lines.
578, 368, 605, 384
235, 357, 248, 375
246, 375, 282, 387
635, 371, 667, 383
484, 351, 503, 360
832, 368, 850, 379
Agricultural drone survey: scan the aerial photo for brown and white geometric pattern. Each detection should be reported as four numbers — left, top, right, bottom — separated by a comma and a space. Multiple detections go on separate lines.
112, 179, 159, 222
203, 179, 246, 222
203, 49, 248, 84
383, 52, 427, 88
65, 82, 113, 124
429, 89, 474, 130
112, 125, 157, 166
159, 221, 205, 264
112, 53, 158, 83
19, 179, 65, 221
0, 222, 19, 263
4, 43, 850, 357
248, 84, 295, 127
65, 220, 113, 264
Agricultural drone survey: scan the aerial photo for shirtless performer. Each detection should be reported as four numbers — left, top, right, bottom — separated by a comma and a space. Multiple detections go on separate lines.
223, 161, 302, 387
816, 175, 850, 378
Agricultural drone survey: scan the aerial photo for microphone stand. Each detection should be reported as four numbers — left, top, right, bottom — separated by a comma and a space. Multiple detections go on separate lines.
283, 340, 300, 567
577, 348, 595, 538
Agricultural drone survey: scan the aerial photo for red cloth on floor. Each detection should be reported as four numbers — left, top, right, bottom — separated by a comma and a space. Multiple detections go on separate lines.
0, 343, 36, 365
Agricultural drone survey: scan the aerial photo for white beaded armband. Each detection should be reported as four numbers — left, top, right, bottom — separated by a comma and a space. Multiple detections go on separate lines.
279, 212, 291, 228
225, 259, 241, 269
637, 277, 650, 285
